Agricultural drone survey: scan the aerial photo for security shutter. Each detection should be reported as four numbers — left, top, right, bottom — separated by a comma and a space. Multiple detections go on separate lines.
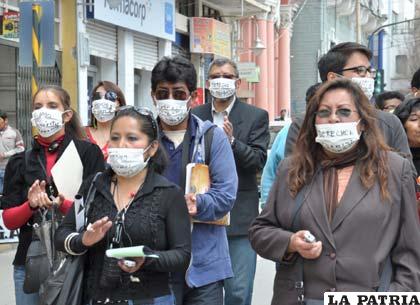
133, 33, 159, 71
86, 21, 117, 61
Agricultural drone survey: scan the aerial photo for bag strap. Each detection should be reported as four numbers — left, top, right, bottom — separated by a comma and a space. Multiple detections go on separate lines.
291, 190, 306, 305
204, 126, 215, 165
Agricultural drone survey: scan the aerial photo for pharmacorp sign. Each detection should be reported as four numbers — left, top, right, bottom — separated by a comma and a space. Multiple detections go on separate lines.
88, 0, 175, 41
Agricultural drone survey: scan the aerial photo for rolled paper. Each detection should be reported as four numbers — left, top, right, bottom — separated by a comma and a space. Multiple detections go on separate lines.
106, 245, 159, 259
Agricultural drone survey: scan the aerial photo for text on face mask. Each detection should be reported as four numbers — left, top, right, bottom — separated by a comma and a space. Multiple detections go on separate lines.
317, 129, 356, 138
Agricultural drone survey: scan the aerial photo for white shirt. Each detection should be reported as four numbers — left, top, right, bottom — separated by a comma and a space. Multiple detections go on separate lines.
211, 97, 236, 128
162, 129, 186, 149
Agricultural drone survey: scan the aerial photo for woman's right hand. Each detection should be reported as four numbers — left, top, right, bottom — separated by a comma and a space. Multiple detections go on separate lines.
82, 217, 113, 247
287, 230, 323, 260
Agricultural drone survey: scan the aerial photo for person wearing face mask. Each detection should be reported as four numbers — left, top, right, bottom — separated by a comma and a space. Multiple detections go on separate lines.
284, 42, 413, 174
192, 58, 269, 305
375, 91, 404, 113
0, 85, 104, 305
249, 79, 420, 305
151, 56, 238, 305
86, 81, 127, 160
55, 106, 191, 304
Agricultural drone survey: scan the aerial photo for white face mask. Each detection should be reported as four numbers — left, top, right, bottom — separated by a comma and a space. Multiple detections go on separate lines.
31, 108, 66, 138
351, 77, 374, 100
108, 146, 150, 178
156, 98, 190, 126
315, 121, 361, 154
209, 78, 237, 99
92, 98, 116, 122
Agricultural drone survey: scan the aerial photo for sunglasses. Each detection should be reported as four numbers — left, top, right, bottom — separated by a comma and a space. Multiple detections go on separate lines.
315, 108, 358, 118
155, 89, 189, 101
117, 105, 159, 140
92, 91, 118, 102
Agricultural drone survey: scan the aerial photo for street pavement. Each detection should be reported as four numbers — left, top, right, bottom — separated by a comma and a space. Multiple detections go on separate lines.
0, 247, 275, 305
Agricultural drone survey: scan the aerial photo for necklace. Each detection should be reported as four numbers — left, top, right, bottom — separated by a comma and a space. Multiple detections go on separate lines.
112, 178, 144, 212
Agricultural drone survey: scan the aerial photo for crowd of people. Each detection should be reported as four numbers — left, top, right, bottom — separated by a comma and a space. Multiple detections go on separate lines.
0, 41, 420, 305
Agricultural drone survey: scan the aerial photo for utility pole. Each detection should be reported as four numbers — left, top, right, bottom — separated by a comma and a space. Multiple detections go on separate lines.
355, 0, 361, 43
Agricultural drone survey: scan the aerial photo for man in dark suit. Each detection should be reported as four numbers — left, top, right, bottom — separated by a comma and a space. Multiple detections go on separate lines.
192, 58, 270, 305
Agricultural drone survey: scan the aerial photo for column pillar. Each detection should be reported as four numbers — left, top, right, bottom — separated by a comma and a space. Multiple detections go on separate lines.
254, 16, 269, 111
117, 29, 134, 105
266, 18, 275, 121
277, 5, 293, 116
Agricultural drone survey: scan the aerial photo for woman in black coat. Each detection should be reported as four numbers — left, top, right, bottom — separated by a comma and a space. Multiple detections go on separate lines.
55, 106, 191, 305
0, 85, 104, 305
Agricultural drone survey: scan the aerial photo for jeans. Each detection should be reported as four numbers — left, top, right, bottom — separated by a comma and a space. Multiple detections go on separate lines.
0, 168, 5, 194
224, 236, 257, 305
88, 295, 175, 305
14, 265, 40, 305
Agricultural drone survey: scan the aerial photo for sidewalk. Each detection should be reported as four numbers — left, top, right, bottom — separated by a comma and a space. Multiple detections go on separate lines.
0, 245, 15, 305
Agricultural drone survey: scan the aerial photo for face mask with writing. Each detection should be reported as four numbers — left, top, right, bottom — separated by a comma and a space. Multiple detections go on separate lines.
315, 121, 361, 154
209, 78, 236, 99
31, 108, 66, 138
156, 98, 190, 126
108, 146, 151, 178
351, 77, 374, 100
92, 98, 116, 122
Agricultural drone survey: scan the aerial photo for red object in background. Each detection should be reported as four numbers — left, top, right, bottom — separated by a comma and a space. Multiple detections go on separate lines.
191, 88, 205, 109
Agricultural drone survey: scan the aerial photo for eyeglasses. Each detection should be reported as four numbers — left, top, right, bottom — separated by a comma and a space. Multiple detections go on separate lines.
340, 66, 377, 78
154, 89, 189, 101
315, 108, 358, 118
117, 105, 159, 140
92, 91, 118, 102
208, 74, 237, 80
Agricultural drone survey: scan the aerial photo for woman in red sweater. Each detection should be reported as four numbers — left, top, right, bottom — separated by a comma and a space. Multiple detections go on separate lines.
0, 85, 104, 305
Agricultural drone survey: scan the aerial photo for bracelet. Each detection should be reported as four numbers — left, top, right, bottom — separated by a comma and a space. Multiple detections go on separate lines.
64, 233, 87, 256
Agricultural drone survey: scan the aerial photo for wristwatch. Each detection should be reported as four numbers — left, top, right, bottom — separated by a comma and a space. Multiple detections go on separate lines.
230, 136, 235, 146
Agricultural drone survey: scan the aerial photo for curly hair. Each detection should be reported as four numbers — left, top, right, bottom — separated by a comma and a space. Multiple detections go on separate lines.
288, 79, 390, 200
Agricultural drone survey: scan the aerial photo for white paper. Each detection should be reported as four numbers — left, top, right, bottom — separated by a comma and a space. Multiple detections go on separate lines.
74, 195, 85, 231
51, 141, 84, 199
184, 163, 195, 195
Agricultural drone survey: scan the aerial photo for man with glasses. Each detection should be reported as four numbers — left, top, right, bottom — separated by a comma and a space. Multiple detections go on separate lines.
151, 56, 238, 305
285, 42, 412, 167
193, 58, 270, 305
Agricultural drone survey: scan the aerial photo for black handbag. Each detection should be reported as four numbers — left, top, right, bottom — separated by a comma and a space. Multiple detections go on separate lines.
23, 207, 61, 294
39, 172, 101, 305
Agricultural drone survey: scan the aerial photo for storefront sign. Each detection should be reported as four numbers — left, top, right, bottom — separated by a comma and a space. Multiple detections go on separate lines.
2, 11, 19, 39
237, 62, 259, 81
89, 0, 175, 41
190, 17, 231, 59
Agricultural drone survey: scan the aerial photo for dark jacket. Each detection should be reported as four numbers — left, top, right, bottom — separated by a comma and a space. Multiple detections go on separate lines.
0, 134, 105, 265
193, 99, 270, 236
249, 152, 420, 305
55, 168, 191, 302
